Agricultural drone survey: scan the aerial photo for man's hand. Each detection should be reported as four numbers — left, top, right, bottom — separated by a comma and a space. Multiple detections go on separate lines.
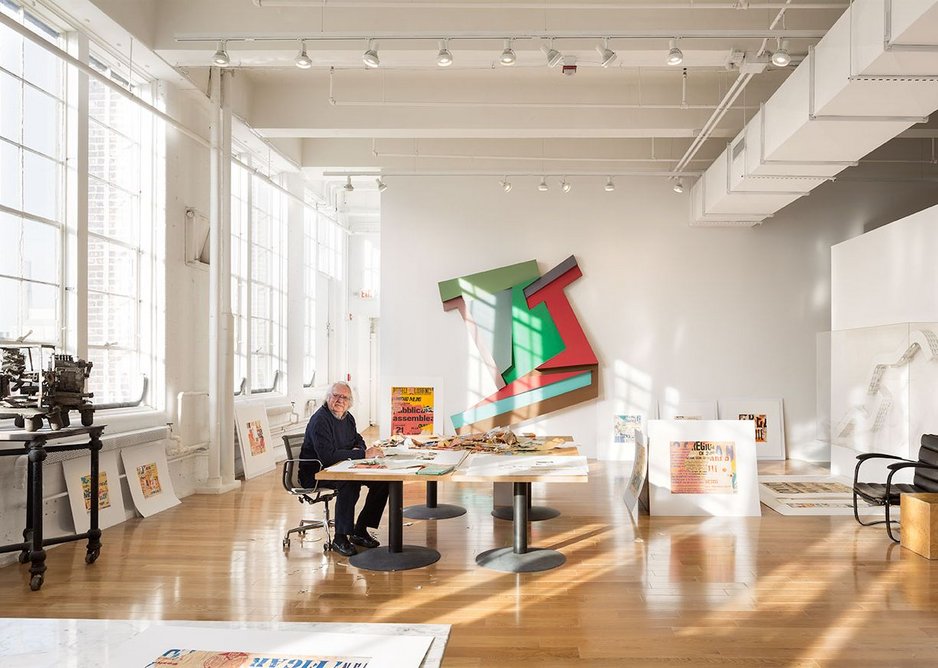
364, 445, 384, 458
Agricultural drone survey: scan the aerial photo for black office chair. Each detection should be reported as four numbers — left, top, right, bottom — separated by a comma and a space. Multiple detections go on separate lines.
853, 433, 938, 542
281, 434, 336, 551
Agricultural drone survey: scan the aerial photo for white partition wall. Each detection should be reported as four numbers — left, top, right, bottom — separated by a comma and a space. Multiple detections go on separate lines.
830, 203, 938, 477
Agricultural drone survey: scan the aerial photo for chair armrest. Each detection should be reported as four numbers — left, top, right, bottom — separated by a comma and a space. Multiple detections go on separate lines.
886, 461, 938, 473
282, 457, 324, 465
854, 453, 913, 487
856, 453, 911, 463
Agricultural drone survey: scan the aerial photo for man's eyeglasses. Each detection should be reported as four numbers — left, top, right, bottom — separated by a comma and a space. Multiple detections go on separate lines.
331, 394, 351, 402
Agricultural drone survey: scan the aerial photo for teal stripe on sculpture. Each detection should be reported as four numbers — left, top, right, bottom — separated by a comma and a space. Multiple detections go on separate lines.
450, 371, 593, 429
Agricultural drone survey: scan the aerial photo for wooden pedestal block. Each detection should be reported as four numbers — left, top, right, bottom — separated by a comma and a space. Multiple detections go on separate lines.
900, 493, 938, 559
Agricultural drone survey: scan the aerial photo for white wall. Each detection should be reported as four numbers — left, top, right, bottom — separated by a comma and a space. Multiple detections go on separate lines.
832, 202, 938, 330
380, 176, 938, 461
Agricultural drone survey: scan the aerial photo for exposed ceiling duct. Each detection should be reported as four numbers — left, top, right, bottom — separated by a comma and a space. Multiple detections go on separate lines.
690, 0, 938, 227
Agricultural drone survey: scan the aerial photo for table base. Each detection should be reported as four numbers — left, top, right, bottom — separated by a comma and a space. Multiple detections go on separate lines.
350, 545, 440, 571
475, 546, 566, 573
491, 505, 560, 521
403, 503, 467, 520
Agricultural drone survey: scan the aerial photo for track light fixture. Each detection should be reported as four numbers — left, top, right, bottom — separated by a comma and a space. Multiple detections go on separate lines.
212, 40, 230, 66
604, 177, 615, 192
771, 38, 791, 67
541, 39, 563, 68
436, 39, 453, 67
295, 40, 312, 69
537, 177, 549, 192
363, 39, 380, 68
667, 39, 684, 66
500, 177, 512, 193
595, 38, 617, 68
344, 176, 354, 192
376, 177, 388, 192
672, 178, 684, 194
500, 39, 516, 66
560, 178, 572, 193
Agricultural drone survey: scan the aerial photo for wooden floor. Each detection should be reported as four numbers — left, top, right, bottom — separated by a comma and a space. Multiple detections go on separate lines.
1, 458, 936, 667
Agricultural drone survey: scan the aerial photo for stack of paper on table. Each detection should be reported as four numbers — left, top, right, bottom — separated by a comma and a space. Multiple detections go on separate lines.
456, 454, 589, 478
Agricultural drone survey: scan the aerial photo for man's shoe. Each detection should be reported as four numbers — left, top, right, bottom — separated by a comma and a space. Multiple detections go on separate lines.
349, 532, 380, 549
330, 535, 357, 557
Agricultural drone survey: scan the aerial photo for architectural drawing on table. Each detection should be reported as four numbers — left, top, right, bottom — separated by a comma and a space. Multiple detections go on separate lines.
832, 327, 938, 451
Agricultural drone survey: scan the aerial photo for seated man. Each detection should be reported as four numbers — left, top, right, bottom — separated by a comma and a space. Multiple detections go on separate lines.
299, 381, 388, 557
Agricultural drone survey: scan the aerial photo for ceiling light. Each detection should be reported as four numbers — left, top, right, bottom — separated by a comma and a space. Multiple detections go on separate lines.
500, 177, 512, 193
560, 178, 572, 193
212, 41, 230, 66
667, 39, 683, 66
500, 39, 516, 66
376, 177, 387, 192
604, 177, 615, 192
541, 39, 562, 68
363, 39, 380, 68
437, 39, 453, 67
537, 177, 548, 192
344, 176, 354, 192
772, 38, 791, 67
295, 41, 312, 69
672, 178, 684, 194
595, 39, 616, 68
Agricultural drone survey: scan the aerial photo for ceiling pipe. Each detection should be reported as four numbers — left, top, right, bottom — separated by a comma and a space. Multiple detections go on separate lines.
253, 0, 846, 9
370, 151, 714, 164
672, 0, 793, 175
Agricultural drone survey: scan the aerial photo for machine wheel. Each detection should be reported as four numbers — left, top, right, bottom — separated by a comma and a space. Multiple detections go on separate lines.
29, 574, 43, 591
85, 548, 100, 564
81, 410, 94, 427
13, 415, 25, 429
25, 416, 42, 432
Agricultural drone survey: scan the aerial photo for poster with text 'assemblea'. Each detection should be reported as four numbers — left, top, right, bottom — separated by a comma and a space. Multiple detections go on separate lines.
670, 441, 737, 494
391, 386, 435, 435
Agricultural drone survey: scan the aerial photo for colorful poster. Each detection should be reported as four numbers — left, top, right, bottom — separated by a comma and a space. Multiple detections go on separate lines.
614, 415, 642, 444
669, 440, 737, 495
153, 648, 369, 667
247, 419, 267, 456
738, 413, 767, 442
81, 471, 112, 512
391, 386, 435, 435
136, 462, 163, 498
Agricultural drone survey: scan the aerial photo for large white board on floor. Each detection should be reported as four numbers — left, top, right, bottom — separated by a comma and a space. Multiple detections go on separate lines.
646, 419, 761, 516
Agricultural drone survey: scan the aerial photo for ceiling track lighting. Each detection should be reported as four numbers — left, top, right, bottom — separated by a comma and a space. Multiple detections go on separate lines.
667, 38, 684, 66
595, 38, 617, 68
295, 40, 312, 69
500, 177, 512, 193
437, 39, 453, 67
541, 38, 562, 68
560, 178, 572, 193
672, 178, 684, 194
772, 38, 791, 67
212, 40, 230, 66
604, 177, 616, 192
537, 177, 549, 192
344, 176, 354, 192
376, 177, 387, 192
500, 39, 516, 66
362, 39, 380, 68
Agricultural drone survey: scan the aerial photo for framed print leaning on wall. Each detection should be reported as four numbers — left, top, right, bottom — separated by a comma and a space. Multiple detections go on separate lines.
62, 450, 127, 533
121, 442, 181, 517
234, 401, 276, 479
718, 398, 785, 460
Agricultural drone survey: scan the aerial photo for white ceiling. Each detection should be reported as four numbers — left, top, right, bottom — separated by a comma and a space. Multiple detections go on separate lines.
68, 0, 936, 203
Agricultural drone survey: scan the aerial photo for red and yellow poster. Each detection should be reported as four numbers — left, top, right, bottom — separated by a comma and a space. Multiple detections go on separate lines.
391, 386, 435, 435
669, 441, 737, 495
738, 413, 768, 442
80, 471, 112, 512
136, 462, 163, 498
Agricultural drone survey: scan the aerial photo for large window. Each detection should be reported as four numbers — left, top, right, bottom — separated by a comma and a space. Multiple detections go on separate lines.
317, 213, 343, 281
85, 54, 157, 404
230, 154, 287, 394
302, 196, 318, 386
0, 1, 65, 344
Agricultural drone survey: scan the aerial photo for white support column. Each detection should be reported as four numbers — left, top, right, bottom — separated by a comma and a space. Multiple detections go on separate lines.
65, 32, 88, 358
200, 67, 240, 494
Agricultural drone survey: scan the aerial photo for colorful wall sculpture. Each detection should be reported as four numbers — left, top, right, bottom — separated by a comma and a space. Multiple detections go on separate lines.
439, 255, 599, 433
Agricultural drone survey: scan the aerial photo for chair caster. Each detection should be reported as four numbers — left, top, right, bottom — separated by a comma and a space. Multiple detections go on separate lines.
30, 574, 43, 591
18, 551, 29, 564
323, 543, 331, 552
283, 538, 290, 550
85, 548, 100, 564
